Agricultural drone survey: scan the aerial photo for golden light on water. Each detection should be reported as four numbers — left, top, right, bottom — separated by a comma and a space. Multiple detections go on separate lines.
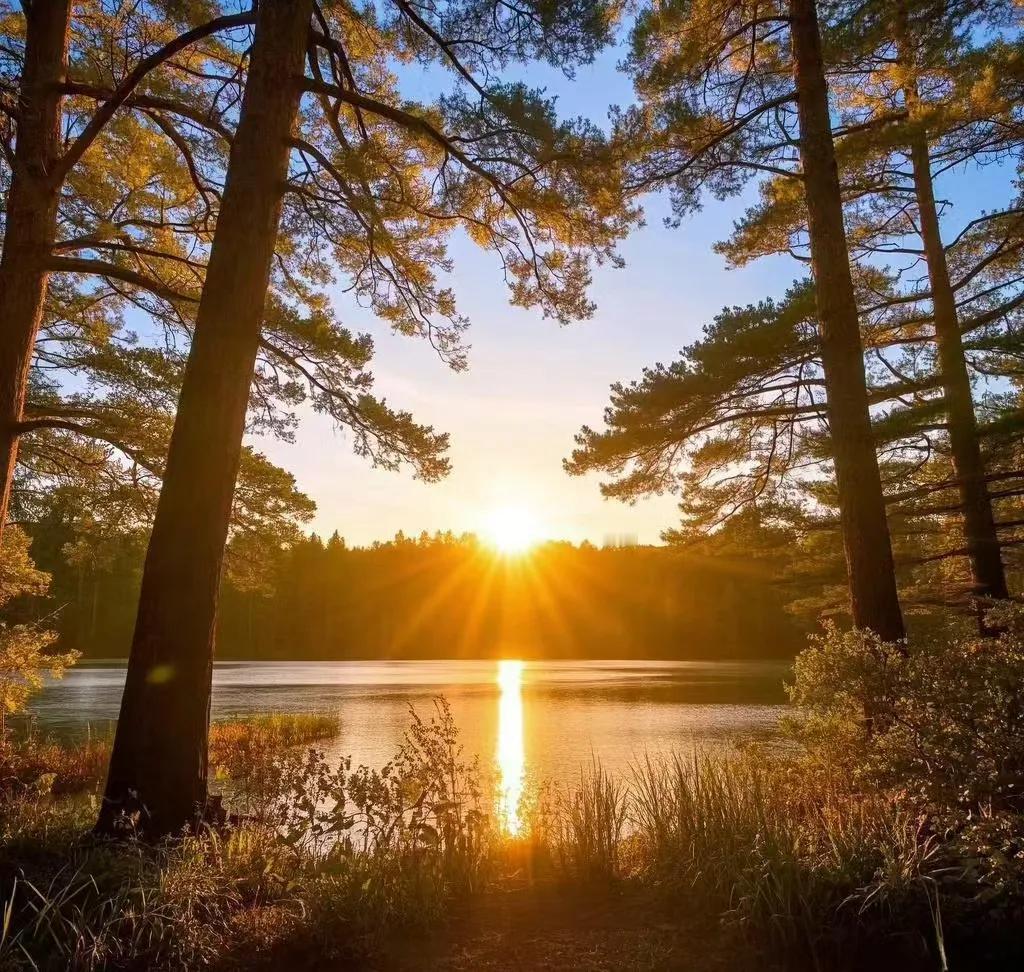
496, 659, 525, 835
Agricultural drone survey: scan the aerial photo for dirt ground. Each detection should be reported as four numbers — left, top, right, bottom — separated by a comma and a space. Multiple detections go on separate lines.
223, 884, 944, 972
376, 886, 748, 972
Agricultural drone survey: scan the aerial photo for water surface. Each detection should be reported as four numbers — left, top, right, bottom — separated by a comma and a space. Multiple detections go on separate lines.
30, 659, 790, 827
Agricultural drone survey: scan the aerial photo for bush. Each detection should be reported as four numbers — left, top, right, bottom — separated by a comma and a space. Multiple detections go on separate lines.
0, 527, 76, 737
0, 701, 496, 970
1, 731, 111, 799
208, 712, 340, 818
787, 609, 1024, 819
240, 699, 495, 892
786, 610, 1024, 941
3, 686, 1023, 970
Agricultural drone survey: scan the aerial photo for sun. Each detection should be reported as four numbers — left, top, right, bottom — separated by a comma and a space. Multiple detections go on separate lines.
485, 505, 542, 555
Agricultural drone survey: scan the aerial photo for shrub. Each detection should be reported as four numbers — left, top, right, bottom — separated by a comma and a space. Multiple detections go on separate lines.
208, 712, 340, 818
1, 731, 110, 799
0, 527, 76, 737
0, 701, 496, 970
245, 699, 495, 893
786, 610, 1024, 947
787, 610, 1024, 819
2, 689, 1022, 970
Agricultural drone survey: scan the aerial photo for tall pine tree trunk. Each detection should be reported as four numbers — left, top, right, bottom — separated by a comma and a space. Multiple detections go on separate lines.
789, 0, 905, 641
0, 0, 72, 539
903, 115, 1008, 601
97, 0, 313, 839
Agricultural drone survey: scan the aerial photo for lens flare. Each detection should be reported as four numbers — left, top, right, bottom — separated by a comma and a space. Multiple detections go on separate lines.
496, 659, 525, 834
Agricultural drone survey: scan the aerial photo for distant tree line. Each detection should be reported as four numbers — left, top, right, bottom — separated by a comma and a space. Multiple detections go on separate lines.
17, 524, 805, 662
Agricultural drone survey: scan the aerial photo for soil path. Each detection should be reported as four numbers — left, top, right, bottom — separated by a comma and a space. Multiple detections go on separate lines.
376, 885, 748, 971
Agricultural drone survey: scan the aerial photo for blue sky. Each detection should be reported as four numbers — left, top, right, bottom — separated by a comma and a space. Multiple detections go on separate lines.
251, 28, 1017, 548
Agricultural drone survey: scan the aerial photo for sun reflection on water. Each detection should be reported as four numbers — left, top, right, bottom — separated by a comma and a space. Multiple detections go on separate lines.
496, 659, 525, 835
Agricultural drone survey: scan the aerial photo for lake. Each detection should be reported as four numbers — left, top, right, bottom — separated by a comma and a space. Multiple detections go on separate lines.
29, 659, 790, 829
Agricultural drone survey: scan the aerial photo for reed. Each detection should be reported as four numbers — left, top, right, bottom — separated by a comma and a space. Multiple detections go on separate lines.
624, 750, 944, 964
553, 760, 628, 882
1, 709, 1020, 970
0, 713, 340, 801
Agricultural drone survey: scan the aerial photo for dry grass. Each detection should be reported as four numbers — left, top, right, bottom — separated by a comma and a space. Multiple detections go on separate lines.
1, 733, 111, 797
0, 713, 340, 800
208, 713, 340, 778
1, 710, 1021, 971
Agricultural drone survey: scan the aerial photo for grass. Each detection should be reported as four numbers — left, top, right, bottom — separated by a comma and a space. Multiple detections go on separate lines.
0, 707, 1021, 971
628, 752, 947, 965
552, 760, 629, 882
210, 712, 341, 765
0, 799, 306, 970
0, 712, 340, 800
0, 732, 112, 797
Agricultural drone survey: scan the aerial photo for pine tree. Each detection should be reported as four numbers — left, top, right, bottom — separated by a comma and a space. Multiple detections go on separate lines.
96, 0, 316, 837
565, 283, 921, 618
715, 1, 1024, 604
97, 0, 630, 837
0, 3, 255, 552
614, 0, 904, 638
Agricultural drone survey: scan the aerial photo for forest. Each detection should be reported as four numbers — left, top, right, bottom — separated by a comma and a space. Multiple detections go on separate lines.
2, 0, 1024, 969
25, 525, 806, 660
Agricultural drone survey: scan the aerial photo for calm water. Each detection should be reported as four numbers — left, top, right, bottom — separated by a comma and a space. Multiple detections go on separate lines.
29, 659, 789, 828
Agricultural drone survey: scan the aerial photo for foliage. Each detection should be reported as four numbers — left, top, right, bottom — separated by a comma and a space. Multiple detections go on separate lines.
2, 696, 1023, 969
788, 606, 1024, 823
0, 1, 452, 561
628, 749, 955, 966
0, 528, 76, 735
2, 0, 641, 535
0, 701, 496, 969
785, 608, 1024, 939
574, 0, 1024, 615
566, 283, 824, 529
235, 699, 493, 891
16, 524, 806, 661
208, 713, 340, 784
716, 0, 1024, 601
0, 798, 305, 971
206, 532, 804, 660
0, 732, 110, 800
0, 526, 49, 606
0, 716, 1015, 970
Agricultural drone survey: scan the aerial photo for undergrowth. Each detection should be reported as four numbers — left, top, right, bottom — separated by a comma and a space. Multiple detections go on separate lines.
3, 618, 1024, 972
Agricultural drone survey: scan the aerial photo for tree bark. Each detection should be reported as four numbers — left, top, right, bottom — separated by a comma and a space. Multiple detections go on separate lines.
789, 0, 906, 641
906, 121, 1008, 601
0, 0, 72, 541
97, 0, 313, 839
